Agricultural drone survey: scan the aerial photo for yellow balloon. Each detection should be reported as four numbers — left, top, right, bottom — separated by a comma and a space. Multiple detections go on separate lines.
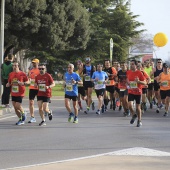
153, 32, 168, 47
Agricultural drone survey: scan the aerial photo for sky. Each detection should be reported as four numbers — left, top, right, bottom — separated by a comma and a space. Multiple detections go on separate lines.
131, 0, 170, 61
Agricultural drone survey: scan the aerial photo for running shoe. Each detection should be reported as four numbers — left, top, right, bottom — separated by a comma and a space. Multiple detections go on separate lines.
84, 108, 89, 114
48, 110, 53, 121
16, 120, 25, 125
119, 105, 122, 111
96, 110, 101, 115
136, 120, 142, 127
101, 105, 105, 113
150, 102, 153, 109
130, 114, 137, 124
156, 108, 159, 113
91, 102, 95, 110
28, 117, 36, 123
78, 107, 83, 111
163, 112, 168, 117
105, 105, 108, 112
39, 121, 46, 126
68, 113, 74, 122
126, 109, 130, 117
113, 104, 116, 111
116, 99, 120, 107
44, 112, 48, 116
73, 117, 78, 123
143, 103, 147, 111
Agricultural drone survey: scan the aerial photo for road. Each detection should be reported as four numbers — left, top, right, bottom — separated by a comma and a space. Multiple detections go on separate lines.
0, 97, 170, 169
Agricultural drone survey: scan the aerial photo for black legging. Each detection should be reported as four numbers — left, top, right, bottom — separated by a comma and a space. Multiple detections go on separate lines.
1, 79, 11, 105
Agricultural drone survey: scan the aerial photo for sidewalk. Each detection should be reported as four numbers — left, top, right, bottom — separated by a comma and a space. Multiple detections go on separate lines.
14, 155, 170, 170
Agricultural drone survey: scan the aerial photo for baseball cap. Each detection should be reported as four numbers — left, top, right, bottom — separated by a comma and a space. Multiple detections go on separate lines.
163, 63, 168, 68
32, 58, 39, 63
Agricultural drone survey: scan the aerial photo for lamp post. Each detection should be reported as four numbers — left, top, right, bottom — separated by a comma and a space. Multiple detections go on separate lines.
0, 0, 5, 96
110, 38, 113, 66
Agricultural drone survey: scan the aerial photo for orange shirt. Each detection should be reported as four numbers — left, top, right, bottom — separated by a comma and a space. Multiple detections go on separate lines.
8, 71, 28, 97
159, 72, 170, 90
141, 71, 149, 89
104, 67, 117, 86
28, 68, 40, 89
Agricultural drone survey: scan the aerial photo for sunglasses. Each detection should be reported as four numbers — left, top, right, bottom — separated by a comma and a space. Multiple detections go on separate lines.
157, 62, 162, 63
39, 68, 45, 70
68, 67, 72, 68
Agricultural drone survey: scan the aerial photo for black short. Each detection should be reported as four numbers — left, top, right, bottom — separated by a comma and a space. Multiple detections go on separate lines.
142, 88, 147, 94
37, 96, 51, 103
128, 93, 141, 104
106, 85, 115, 93
160, 90, 170, 100
115, 86, 120, 93
29, 89, 38, 100
65, 94, 78, 101
154, 81, 160, 91
119, 89, 128, 98
148, 83, 154, 91
12, 96, 23, 103
83, 81, 94, 90
78, 86, 86, 96
95, 89, 105, 98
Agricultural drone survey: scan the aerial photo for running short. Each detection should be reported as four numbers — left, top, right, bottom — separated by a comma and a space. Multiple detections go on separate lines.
37, 96, 51, 103
12, 96, 23, 103
119, 89, 128, 98
128, 93, 141, 104
65, 94, 78, 101
95, 88, 105, 98
160, 90, 170, 100
106, 85, 115, 93
142, 88, 147, 94
78, 86, 86, 97
29, 89, 38, 100
154, 81, 160, 91
148, 83, 154, 91
83, 81, 94, 90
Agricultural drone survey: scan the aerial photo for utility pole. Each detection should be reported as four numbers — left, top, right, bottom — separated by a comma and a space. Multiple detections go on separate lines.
0, 0, 5, 96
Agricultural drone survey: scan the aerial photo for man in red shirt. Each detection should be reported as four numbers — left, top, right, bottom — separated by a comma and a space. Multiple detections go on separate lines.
27, 58, 40, 123
6, 61, 28, 125
35, 64, 55, 126
126, 60, 146, 127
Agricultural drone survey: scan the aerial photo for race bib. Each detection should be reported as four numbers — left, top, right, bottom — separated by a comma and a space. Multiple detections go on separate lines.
106, 80, 111, 85
162, 81, 168, 87
12, 85, 19, 93
30, 79, 35, 86
66, 84, 73, 91
120, 89, 126, 91
97, 80, 103, 85
130, 81, 137, 88
39, 84, 46, 92
85, 76, 90, 81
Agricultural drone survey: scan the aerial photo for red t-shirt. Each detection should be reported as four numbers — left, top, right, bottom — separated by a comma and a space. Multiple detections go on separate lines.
8, 71, 28, 97
126, 70, 145, 95
35, 73, 54, 97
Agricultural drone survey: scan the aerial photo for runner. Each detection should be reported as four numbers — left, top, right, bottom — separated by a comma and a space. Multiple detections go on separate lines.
117, 61, 130, 116
103, 59, 117, 111
151, 59, 163, 113
91, 64, 108, 115
157, 63, 170, 117
35, 64, 55, 126
126, 60, 146, 127
76, 60, 87, 111
27, 58, 40, 123
144, 60, 154, 109
64, 63, 82, 123
83, 57, 95, 114
6, 61, 28, 125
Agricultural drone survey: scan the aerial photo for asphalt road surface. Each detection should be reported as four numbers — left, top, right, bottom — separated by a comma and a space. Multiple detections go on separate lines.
0, 97, 170, 169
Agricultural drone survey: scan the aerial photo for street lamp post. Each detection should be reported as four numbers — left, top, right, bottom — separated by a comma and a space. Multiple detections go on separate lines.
110, 38, 113, 66
0, 0, 5, 96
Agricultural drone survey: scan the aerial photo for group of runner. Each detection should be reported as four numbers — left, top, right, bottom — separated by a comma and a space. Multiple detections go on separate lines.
71, 57, 170, 127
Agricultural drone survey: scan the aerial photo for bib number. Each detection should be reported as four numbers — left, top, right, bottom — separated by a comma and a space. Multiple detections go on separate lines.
30, 79, 35, 86
85, 76, 90, 81
39, 84, 46, 92
12, 85, 19, 93
162, 81, 168, 87
130, 81, 137, 88
66, 84, 73, 91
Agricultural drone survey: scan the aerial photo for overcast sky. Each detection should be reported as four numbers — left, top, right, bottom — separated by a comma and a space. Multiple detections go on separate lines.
131, 0, 170, 61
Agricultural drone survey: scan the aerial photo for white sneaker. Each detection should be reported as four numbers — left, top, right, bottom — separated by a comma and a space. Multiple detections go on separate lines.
28, 117, 36, 123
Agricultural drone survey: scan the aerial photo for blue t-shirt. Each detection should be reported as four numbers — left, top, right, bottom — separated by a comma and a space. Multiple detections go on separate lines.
92, 71, 108, 89
85, 66, 92, 76
64, 72, 81, 96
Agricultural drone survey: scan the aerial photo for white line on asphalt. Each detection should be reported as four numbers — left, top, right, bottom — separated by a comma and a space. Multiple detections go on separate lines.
0, 115, 16, 121
2, 147, 170, 170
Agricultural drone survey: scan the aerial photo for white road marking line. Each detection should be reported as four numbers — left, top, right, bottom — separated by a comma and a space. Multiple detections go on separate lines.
2, 147, 170, 170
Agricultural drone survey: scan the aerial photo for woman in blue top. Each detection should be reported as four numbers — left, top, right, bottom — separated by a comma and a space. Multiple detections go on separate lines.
91, 64, 108, 115
64, 63, 83, 123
